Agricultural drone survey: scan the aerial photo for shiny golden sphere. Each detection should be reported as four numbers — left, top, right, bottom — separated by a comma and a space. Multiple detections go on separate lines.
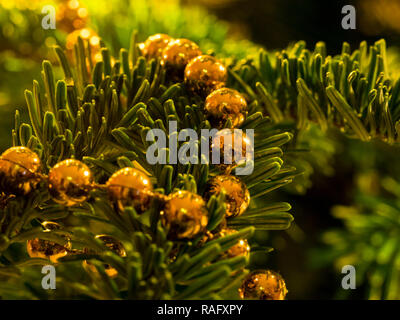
210, 129, 253, 173
27, 221, 71, 263
48, 159, 93, 207
161, 190, 208, 240
141, 34, 173, 60
83, 234, 126, 278
198, 228, 249, 260
218, 228, 250, 259
239, 270, 288, 300
184, 55, 227, 97
106, 167, 153, 214
56, 0, 88, 33
161, 38, 202, 80
0, 146, 41, 195
204, 175, 250, 218
1, 147, 41, 172
205, 88, 247, 128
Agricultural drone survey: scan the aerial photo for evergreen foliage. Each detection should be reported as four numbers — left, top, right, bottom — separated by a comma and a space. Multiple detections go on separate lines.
1, 0, 400, 300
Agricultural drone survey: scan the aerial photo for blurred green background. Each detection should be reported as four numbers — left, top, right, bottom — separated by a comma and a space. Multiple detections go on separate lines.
1, 0, 400, 299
